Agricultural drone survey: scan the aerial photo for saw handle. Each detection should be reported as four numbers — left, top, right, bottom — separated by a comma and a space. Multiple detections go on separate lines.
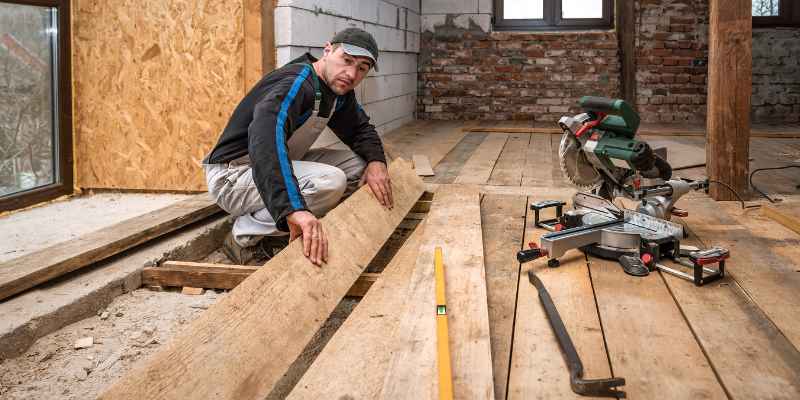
579, 96, 619, 113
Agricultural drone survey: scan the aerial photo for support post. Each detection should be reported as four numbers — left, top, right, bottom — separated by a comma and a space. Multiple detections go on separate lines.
616, 0, 636, 106
706, 0, 752, 200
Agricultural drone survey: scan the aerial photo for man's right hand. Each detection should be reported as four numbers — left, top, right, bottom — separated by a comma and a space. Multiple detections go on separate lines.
287, 210, 327, 266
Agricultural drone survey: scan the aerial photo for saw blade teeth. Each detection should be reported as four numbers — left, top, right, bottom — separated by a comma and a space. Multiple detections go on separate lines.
558, 131, 601, 188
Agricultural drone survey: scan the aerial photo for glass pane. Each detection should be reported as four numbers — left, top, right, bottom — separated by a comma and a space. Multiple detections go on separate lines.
504, 0, 544, 20
562, 0, 604, 19
0, 3, 58, 197
752, 0, 780, 16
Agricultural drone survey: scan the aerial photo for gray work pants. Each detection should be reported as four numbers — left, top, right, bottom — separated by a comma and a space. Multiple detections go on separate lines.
204, 149, 366, 246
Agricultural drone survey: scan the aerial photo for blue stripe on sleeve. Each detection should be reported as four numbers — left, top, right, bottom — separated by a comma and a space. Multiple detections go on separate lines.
275, 65, 311, 210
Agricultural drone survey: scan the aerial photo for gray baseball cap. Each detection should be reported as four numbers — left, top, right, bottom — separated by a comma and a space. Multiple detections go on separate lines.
331, 28, 379, 71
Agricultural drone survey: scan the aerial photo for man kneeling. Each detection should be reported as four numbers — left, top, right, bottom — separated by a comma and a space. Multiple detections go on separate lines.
203, 28, 393, 266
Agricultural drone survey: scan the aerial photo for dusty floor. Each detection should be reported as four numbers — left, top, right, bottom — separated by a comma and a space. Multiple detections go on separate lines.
0, 288, 221, 399
0, 192, 192, 262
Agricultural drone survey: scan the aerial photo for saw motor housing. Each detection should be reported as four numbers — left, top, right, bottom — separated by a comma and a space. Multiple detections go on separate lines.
558, 96, 703, 220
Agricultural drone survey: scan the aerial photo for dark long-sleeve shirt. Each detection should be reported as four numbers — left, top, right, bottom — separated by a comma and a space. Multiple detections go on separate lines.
205, 53, 386, 232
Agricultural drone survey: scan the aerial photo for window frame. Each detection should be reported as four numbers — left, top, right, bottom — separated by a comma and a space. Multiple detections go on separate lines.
753, 1, 799, 27
494, 0, 614, 31
0, 0, 73, 212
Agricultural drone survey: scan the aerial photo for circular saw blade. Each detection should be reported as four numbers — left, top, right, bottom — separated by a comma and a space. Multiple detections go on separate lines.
559, 132, 602, 187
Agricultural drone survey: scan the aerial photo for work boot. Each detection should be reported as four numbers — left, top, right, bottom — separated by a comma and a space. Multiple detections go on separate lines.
221, 232, 267, 265
260, 235, 290, 261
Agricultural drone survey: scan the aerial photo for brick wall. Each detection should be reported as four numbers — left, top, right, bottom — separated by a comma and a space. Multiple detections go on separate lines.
635, 0, 709, 124
752, 28, 800, 123
418, 17, 620, 122
418, 1, 800, 125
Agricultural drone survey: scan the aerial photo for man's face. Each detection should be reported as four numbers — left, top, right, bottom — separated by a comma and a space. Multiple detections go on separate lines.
322, 44, 372, 95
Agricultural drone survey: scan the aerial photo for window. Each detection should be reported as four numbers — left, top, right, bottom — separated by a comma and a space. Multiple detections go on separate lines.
753, 0, 799, 27
0, 0, 72, 212
494, 0, 614, 31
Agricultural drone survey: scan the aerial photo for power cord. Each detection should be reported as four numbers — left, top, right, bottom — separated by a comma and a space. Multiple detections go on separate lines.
706, 179, 761, 210
748, 165, 800, 203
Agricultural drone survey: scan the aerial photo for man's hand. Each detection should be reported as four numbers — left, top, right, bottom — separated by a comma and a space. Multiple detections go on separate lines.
287, 210, 327, 266
360, 161, 393, 209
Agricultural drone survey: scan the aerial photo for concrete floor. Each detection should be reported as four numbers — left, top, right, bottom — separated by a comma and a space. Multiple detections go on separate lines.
0, 192, 192, 263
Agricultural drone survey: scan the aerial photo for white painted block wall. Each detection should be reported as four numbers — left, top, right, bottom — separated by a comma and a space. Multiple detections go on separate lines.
275, 0, 421, 147
420, 0, 493, 33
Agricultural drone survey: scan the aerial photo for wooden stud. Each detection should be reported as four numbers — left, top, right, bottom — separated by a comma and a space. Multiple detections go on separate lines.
706, 0, 752, 200
617, 0, 636, 106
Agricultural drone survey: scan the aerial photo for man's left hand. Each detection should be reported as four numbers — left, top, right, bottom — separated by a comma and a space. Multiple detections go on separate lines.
360, 161, 393, 209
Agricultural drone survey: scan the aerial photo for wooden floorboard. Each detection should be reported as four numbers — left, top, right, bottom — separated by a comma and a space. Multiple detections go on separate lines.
286, 221, 426, 399
588, 255, 727, 399
382, 120, 467, 168
487, 133, 530, 186
99, 159, 425, 400
0, 194, 221, 301
507, 190, 612, 399
380, 186, 494, 400
455, 134, 509, 185
522, 133, 554, 187
480, 195, 528, 400
427, 132, 488, 184
662, 227, 800, 399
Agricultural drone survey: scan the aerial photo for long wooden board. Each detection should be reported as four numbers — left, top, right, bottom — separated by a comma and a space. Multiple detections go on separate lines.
380, 186, 495, 400
286, 221, 426, 399
454, 134, 509, 185
487, 134, 530, 186
480, 195, 527, 400
507, 190, 611, 399
683, 196, 800, 348
0, 194, 221, 301
428, 132, 488, 184
99, 159, 425, 399
588, 256, 727, 399
661, 227, 800, 399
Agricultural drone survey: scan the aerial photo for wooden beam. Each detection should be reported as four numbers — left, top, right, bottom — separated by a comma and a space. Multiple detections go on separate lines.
99, 159, 425, 399
617, 0, 636, 105
707, 0, 752, 200
0, 194, 221, 301
286, 222, 426, 399
143, 261, 382, 297
380, 186, 494, 399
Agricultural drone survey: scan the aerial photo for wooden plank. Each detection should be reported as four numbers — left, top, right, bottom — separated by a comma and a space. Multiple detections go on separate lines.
684, 197, 800, 348
143, 261, 380, 297
412, 154, 435, 176
0, 194, 221, 301
428, 132, 488, 184
480, 195, 527, 400
454, 134, 509, 185
588, 256, 727, 399
521, 133, 554, 187
508, 190, 611, 399
380, 186, 494, 400
382, 120, 467, 168
707, 0, 752, 200
99, 159, 425, 400
660, 225, 800, 399
142, 261, 257, 290
761, 205, 800, 236
286, 221, 426, 399
488, 134, 530, 186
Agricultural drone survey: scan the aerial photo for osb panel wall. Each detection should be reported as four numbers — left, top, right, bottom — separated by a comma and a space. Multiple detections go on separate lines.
73, 0, 261, 191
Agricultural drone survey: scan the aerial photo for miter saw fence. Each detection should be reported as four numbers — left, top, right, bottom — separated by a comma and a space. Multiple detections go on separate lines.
517, 97, 729, 286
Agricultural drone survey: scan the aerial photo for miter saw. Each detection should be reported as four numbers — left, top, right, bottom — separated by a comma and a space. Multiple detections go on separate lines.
517, 96, 728, 286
